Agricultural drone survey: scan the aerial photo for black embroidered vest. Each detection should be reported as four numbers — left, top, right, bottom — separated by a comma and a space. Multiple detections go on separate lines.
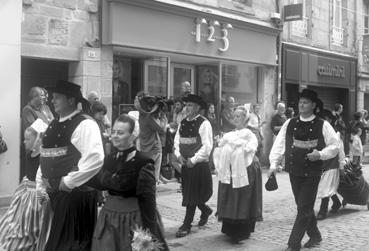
285, 117, 325, 176
179, 116, 205, 159
40, 112, 87, 189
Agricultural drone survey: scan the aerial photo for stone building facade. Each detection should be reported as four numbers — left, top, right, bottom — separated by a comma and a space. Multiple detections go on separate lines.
0, 0, 283, 202
280, 0, 359, 123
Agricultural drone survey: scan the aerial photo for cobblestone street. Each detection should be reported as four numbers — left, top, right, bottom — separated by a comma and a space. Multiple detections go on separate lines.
157, 165, 369, 251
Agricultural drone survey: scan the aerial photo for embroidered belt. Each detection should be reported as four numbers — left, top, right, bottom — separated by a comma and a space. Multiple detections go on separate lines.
40, 146, 68, 157
292, 138, 318, 149
179, 137, 197, 144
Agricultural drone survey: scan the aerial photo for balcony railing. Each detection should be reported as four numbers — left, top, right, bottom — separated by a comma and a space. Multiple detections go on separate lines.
291, 17, 309, 37
331, 26, 344, 46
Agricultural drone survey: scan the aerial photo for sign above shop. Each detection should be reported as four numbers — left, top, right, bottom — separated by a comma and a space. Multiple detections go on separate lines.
283, 3, 303, 22
317, 64, 345, 78
191, 17, 233, 52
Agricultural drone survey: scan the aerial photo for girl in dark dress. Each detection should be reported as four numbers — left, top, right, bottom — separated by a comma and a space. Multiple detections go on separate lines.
0, 119, 51, 251
90, 114, 168, 251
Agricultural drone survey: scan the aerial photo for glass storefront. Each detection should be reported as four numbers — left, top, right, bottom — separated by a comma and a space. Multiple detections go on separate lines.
112, 54, 259, 122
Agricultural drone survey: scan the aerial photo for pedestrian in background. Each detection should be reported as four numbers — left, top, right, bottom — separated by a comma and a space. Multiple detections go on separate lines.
270, 101, 286, 140
174, 94, 213, 238
214, 106, 262, 244
269, 89, 339, 251
90, 101, 111, 155
36, 81, 104, 251
89, 114, 168, 251
349, 125, 363, 166
22, 86, 54, 131
285, 107, 295, 119
0, 119, 50, 251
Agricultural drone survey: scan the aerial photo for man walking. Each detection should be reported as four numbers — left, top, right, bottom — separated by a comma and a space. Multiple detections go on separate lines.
174, 94, 213, 237
36, 80, 104, 251
269, 89, 339, 251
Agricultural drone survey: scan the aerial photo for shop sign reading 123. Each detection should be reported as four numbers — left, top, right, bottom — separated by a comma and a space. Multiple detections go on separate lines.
191, 17, 233, 52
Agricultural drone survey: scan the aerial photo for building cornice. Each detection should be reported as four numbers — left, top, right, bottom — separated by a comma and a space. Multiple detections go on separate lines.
108, 0, 281, 36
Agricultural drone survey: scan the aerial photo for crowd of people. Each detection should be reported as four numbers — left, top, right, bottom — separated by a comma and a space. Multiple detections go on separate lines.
0, 79, 368, 251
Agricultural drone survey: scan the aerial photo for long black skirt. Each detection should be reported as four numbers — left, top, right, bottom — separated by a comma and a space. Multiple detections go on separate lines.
181, 162, 213, 206
45, 190, 97, 251
217, 160, 262, 240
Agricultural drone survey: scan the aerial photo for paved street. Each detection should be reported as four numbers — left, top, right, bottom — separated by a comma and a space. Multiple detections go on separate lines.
157, 165, 369, 251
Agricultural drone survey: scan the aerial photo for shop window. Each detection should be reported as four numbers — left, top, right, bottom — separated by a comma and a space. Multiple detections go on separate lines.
221, 63, 258, 106
197, 65, 219, 107
171, 63, 195, 99
144, 58, 168, 97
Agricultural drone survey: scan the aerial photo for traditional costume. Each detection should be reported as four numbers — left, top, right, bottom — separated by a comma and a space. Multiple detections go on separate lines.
89, 147, 168, 251
214, 127, 262, 242
269, 89, 339, 250
0, 119, 50, 251
174, 94, 213, 237
36, 81, 104, 251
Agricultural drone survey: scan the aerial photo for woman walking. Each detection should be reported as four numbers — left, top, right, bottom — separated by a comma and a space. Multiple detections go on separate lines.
89, 114, 168, 251
214, 106, 262, 244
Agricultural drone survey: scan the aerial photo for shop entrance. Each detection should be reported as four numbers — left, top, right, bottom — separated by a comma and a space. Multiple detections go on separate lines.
285, 83, 349, 122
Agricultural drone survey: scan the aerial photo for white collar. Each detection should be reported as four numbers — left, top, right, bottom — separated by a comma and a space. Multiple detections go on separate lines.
299, 114, 316, 122
59, 110, 80, 122
186, 114, 200, 121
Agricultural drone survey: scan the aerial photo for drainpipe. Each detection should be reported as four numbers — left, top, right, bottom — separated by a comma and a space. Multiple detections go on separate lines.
276, 0, 283, 102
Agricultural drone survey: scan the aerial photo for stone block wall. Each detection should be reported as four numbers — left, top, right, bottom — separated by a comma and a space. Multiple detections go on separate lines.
282, 0, 357, 57
22, 0, 99, 59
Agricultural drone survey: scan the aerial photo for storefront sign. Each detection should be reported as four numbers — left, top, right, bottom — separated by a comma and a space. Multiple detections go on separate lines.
192, 18, 233, 52
317, 64, 345, 78
362, 34, 369, 65
283, 4, 303, 22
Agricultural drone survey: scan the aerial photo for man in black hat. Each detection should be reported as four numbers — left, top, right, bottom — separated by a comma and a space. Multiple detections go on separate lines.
269, 89, 339, 251
174, 94, 213, 237
36, 80, 104, 251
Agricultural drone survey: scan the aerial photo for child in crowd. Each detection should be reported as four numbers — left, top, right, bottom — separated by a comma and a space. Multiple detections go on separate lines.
91, 101, 110, 155
350, 126, 363, 166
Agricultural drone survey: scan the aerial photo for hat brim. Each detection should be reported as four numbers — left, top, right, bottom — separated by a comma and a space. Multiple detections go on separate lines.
182, 97, 207, 110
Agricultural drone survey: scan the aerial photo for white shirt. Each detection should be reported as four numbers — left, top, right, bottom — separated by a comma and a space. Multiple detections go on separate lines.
36, 110, 104, 190
174, 115, 213, 164
269, 114, 340, 171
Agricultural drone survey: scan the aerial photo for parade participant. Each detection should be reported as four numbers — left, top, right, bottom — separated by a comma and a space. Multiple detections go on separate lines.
0, 119, 50, 251
36, 80, 104, 251
89, 114, 168, 251
174, 94, 213, 238
316, 110, 343, 220
214, 106, 262, 244
269, 89, 339, 251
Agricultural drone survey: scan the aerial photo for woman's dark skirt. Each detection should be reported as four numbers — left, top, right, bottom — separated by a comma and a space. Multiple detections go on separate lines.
217, 160, 262, 240
181, 162, 213, 206
44, 189, 97, 251
338, 174, 369, 205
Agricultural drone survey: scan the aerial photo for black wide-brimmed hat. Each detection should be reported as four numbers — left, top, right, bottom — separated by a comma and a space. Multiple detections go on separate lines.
182, 94, 207, 110
299, 89, 318, 103
47, 80, 90, 111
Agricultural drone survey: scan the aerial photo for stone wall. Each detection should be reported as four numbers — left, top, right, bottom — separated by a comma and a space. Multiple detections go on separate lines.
22, 0, 99, 60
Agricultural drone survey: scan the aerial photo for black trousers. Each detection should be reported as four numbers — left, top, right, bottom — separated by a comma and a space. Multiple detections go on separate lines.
183, 204, 212, 228
288, 174, 321, 249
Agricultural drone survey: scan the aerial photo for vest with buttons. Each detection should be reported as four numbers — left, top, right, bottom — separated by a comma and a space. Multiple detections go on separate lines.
40, 112, 87, 187
179, 116, 205, 159
285, 117, 325, 176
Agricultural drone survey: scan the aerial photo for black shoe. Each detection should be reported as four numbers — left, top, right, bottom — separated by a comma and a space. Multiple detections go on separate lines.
198, 208, 213, 226
330, 204, 342, 214
317, 212, 327, 220
175, 225, 191, 238
303, 237, 322, 248
283, 247, 300, 251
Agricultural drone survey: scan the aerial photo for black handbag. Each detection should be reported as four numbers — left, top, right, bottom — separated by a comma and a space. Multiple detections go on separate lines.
265, 172, 278, 191
0, 137, 7, 154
